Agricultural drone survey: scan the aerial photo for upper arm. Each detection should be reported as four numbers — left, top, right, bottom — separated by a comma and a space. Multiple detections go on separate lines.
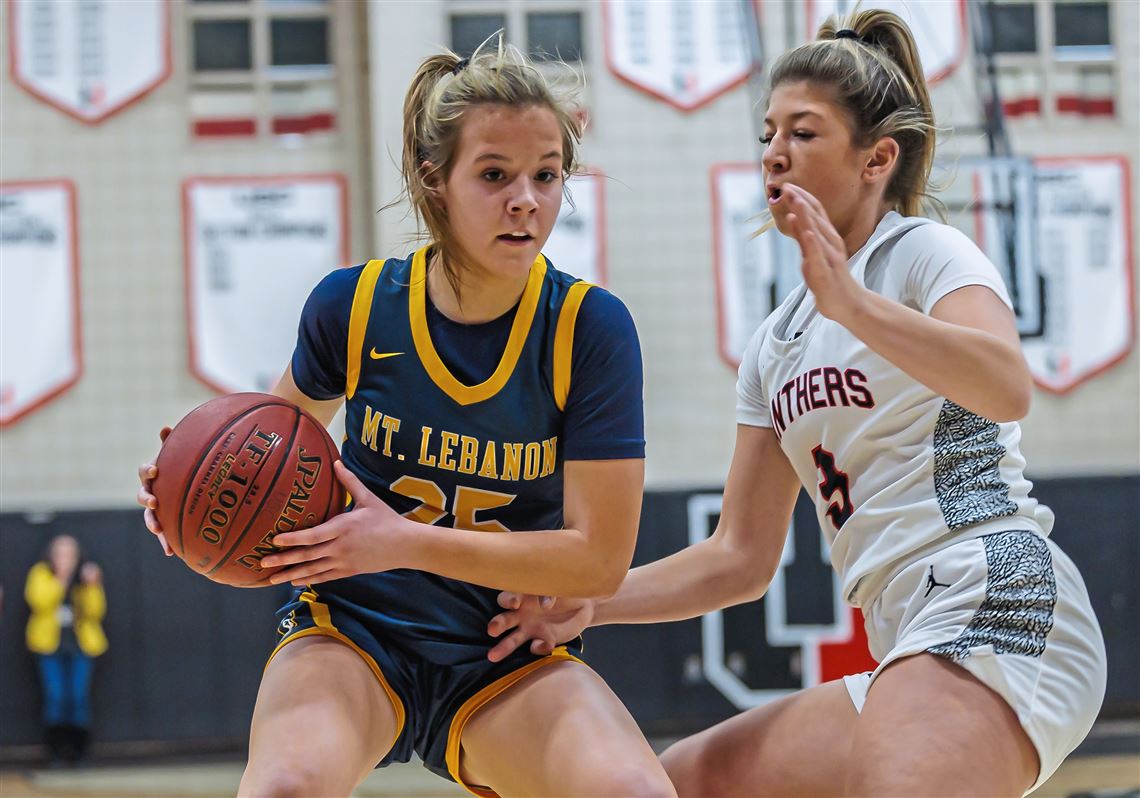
929, 284, 1022, 350
25, 565, 61, 608
560, 289, 644, 460
713, 424, 801, 592
271, 364, 342, 427
902, 223, 1027, 355
562, 457, 645, 589
289, 265, 361, 403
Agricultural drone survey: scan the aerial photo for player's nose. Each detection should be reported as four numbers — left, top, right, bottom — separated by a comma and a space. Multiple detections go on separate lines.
507, 177, 539, 215
762, 141, 788, 174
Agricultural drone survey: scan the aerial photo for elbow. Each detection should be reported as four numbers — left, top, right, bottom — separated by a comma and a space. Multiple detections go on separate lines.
714, 535, 776, 606
1001, 352, 1035, 421
592, 561, 628, 599
992, 368, 1033, 422
1002, 386, 1032, 422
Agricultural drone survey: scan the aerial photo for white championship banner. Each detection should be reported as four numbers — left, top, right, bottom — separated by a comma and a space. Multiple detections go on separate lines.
805, 0, 966, 84
603, 0, 751, 111
0, 181, 82, 427
184, 176, 348, 394
711, 164, 800, 367
1024, 157, 1134, 394
544, 172, 607, 286
9, 0, 170, 123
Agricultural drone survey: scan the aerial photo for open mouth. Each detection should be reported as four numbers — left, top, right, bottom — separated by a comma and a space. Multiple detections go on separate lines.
767, 186, 783, 203
497, 232, 534, 242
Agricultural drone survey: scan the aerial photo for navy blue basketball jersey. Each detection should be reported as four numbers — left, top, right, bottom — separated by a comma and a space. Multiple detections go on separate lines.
288, 246, 643, 665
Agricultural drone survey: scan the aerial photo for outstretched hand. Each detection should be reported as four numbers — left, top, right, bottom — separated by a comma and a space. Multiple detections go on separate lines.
261, 460, 412, 586
486, 591, 596, 663
782, 183, 867, 324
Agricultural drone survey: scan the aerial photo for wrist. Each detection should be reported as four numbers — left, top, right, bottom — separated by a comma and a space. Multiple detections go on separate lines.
589, 594, 612, 626
836, 285, 874, 329
389, 515, 427, 570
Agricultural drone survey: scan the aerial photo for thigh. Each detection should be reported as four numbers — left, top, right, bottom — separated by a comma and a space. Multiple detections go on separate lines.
459, 660, 675, 798
848, 653, 1038, 797
238, 636, 401, 798
661, 678, 858, 798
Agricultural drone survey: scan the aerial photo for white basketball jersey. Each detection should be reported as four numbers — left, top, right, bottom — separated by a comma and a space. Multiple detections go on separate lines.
737, 212, 1054, 607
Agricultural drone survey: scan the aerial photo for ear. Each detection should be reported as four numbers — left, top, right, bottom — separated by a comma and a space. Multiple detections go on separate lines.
863, 137, 900, 186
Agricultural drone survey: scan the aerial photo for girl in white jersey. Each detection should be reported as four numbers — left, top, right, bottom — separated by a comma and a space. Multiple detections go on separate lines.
486, 10, 1106, 796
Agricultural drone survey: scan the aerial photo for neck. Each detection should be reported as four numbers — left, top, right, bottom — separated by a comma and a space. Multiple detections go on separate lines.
840, 200, 894, 259
427, 251, 531, 324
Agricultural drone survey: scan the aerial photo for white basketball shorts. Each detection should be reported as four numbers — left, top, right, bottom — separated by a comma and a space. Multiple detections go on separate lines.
842, 530, 1106, 794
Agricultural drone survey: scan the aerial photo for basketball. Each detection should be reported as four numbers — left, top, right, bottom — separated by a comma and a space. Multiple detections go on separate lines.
152, 393, 345, 587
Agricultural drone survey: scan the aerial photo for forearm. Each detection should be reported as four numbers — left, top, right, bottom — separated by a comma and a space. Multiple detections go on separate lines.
401, 522, 632, 598
842, 289, 1031, 421
592, 535, 767, 626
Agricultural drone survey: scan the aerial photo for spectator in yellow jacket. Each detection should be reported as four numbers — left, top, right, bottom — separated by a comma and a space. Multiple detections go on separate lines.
25, 535, 107, 765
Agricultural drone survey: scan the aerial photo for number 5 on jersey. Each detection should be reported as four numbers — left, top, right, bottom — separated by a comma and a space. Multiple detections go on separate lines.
390, 475, 516, 533
812, 445, 854, 530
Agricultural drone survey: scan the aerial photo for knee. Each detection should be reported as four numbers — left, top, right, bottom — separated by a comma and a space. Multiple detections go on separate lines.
599, 763, 677, 798
661, 735, 732, 797
239, 763, 327, 798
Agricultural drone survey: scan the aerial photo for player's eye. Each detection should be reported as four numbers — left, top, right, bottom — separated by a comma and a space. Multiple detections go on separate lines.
759, 133, 774, 145
482, 169, 504, 182
793, 130, 816, 140
536, 170, 558, 183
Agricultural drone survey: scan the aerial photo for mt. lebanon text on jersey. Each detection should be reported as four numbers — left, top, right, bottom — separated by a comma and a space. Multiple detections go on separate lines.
770, 366, 875, 440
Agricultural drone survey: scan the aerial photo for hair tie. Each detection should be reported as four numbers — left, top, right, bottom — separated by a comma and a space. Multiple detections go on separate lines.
452, 57, 470, 75
835, 29, 862, 41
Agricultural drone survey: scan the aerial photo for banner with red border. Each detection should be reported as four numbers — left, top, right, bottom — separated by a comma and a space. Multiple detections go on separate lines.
0, 180, 83, 427
603, 0, 754, 112
1020, 156, 1134, 394
8, 0, 171, 124
183, 175, 349, 394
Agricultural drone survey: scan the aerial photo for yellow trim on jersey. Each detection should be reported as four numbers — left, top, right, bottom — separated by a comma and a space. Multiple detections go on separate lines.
264, 590, 406, 750
409, 246, 547, 406
444, 646, 585, 797
345, 259, 386, 400
552, 281, 594, 411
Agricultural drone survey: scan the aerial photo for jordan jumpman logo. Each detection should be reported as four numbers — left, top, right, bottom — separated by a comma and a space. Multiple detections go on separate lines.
924, 565, 952, 597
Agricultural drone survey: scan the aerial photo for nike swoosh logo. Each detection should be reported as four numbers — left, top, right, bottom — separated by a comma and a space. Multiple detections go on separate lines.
369, 348, 404, 360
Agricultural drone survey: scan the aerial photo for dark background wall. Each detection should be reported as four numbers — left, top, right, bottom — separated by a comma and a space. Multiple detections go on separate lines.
1, 475, 1136, 754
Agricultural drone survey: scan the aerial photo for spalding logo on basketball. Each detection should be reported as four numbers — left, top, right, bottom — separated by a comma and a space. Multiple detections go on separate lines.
153, 393, 345, 586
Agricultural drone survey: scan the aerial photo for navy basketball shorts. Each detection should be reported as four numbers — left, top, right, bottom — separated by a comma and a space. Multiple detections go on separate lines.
268, 586, 586, 797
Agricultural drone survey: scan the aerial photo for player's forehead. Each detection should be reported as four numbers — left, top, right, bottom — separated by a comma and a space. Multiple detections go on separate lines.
453, 103, 563, 165
763, 81, 842, 127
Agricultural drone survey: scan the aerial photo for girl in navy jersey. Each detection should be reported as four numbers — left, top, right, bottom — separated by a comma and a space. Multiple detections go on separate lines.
138, 40, 674, 798
488, 11, 1105, 796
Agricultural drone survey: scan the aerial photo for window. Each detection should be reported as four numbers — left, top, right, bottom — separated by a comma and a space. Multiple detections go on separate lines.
987, 3, 1037, 53
270, 18, 330, 68
187, 0, 337, 138
1054, 2, 1111, 56
193, 20, 252, 71
527, 12, 583, 62
987, 0, 1117, 120
450, 14, 507, 58
449, 4, 585, 64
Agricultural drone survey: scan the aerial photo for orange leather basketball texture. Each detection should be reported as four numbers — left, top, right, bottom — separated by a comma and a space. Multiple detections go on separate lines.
153, 393, 344, 587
